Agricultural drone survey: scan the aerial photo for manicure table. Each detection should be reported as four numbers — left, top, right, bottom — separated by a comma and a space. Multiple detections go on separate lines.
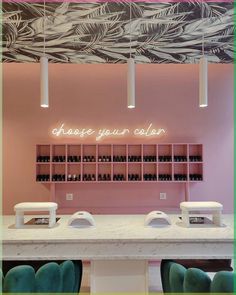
2, 214, 233, 294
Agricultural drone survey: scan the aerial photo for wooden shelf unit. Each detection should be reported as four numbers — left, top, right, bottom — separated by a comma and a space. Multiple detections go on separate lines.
36, 143, 203, 184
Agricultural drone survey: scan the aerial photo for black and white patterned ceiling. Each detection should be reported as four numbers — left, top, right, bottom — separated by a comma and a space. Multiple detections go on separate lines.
2, 1, 234, 63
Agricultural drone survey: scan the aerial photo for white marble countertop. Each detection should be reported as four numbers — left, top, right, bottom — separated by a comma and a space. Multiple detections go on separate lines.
3, 214, 233, 260
3, 214, 233, 243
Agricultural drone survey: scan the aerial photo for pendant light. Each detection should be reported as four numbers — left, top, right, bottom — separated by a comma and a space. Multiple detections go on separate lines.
127, 2, 135, 109
199, 56, 208, 107
199, 0, 208, 108
40, 0, 49, 108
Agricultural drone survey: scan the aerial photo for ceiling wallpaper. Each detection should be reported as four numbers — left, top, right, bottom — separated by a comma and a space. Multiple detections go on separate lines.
2, 1, 234, 63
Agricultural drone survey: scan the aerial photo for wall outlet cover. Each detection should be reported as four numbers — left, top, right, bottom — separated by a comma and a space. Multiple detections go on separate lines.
66, 193, 73, 201
160, 193, 167, 200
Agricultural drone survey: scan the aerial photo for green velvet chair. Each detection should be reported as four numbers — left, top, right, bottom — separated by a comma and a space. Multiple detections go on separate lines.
1, 268, 4, 291
211, 271, 234, 293
3, 265, 36, 293
2, 260, 83, 293
161, 260, 234, 293
184, 267, 211, 293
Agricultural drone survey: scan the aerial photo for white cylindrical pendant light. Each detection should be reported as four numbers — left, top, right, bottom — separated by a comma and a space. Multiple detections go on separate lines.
40, 0, 49, 108
199, 0, 207, 108
40, 56, 49, 108
127, 57, 135, 109
199, 56, 208, 108
127, 2, 135, 109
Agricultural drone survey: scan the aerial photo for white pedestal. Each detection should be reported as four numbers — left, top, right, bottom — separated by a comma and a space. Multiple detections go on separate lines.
90, 260, 148, 294
14, 202, 58, 228
180, 201, 223, 227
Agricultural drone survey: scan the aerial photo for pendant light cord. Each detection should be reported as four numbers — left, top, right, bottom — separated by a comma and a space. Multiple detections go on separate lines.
43, 0, 46, 56
201, 0, 205, 56
129, 1, 131, 59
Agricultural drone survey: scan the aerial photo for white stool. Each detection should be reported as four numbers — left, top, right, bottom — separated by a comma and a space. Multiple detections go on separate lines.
180, 201, 223, 227
14, 202, 58, 228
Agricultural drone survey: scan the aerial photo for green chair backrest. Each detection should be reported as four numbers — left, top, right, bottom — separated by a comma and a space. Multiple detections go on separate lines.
3, 265, 36, 293
169, 263, 186, 293
211, 271, 234, 293
2, 260, 82, 293
161, 260, 234, 293
184, 267, 211, 293
160, 260, 174, 292
60, 260, 75, 292
0, 268, 4, 292
35, 262, 62, 293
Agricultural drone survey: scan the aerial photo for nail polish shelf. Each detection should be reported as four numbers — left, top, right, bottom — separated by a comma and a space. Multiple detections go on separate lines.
36, 143, 203, 184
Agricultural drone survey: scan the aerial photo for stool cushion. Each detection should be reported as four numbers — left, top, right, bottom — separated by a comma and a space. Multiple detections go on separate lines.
184, 267, 211, 292
170, 263, 186, 292
211, 271, 234, 293
180, 201, 223, 210
14, 202, 58, 211
35, 262, 62, 292
3, 265, 35, 292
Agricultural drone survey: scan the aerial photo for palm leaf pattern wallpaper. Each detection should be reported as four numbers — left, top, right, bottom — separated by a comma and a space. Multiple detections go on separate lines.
2, 1, 234, 63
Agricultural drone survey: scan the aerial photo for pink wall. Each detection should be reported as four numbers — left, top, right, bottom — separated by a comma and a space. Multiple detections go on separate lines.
3, 63, 233, 214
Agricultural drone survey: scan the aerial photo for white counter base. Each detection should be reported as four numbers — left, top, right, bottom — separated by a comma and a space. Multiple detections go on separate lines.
91, 260, 148, 293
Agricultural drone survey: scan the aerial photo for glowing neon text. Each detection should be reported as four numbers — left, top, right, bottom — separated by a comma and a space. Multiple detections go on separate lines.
51, 123, 165, 141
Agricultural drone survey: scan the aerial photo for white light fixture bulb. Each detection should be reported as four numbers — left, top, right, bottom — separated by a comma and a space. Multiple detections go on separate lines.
40, 56, 49, 108
199, 56, 208, 108
40, 0, 49, 108
127, 57, 135, 109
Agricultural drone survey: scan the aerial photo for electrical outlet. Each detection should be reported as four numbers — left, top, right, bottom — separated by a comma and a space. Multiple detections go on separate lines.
160, 192, 167, 200
66, 193, 73, 201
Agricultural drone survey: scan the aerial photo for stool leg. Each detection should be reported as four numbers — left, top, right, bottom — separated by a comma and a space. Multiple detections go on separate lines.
213, 211, 222, 227
182, 210, 190, 227
49, 210, 56, 228
15, 211, 24, 228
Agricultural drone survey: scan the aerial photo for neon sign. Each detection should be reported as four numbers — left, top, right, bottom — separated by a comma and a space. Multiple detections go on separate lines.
51, 123, 166, 141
